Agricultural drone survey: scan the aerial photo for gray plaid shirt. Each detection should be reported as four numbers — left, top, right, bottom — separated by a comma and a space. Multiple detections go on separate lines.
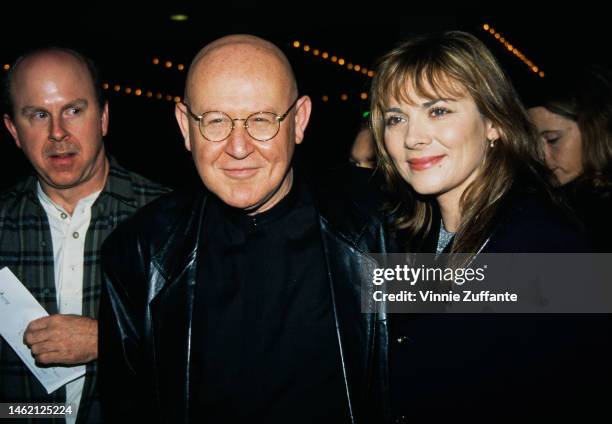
0, 157, 169, 423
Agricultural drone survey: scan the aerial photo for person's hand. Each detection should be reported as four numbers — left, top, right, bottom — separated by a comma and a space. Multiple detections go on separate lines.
23, 314, 98, 365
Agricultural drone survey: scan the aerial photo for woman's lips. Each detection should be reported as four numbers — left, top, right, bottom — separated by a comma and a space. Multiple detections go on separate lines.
407, 155, 445, 171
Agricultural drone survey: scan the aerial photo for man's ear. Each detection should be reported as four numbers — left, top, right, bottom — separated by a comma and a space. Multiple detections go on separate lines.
293, 95, 312, 146
101, 101, 109, 137
3, 113, 22, 149
175, 102, 192, 152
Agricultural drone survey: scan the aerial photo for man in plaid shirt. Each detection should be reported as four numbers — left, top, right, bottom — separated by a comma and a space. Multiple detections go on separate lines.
0, 47, 168, 423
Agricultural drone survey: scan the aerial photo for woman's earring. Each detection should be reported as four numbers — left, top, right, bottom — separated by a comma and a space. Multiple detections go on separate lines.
489, 139, 496, 148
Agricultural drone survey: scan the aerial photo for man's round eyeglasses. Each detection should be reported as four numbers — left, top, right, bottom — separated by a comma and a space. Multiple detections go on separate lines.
182, 97, 299, 142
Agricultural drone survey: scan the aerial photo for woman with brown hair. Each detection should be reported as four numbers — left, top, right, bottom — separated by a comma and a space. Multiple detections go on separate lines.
527, 65, 612, 251
369, 31, 606, 422
370, 30, 584, 255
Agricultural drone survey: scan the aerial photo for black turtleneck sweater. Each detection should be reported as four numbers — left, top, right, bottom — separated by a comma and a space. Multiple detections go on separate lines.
191, 175, 349, 423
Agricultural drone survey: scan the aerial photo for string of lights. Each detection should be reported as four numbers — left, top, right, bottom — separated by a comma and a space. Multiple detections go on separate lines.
321, 92, 369, 103
291, 41, 375, 78
13, 23, 538, 105
483, 24, 545, 78
150, 57, 185, 71
100, 56, 185, 102
5, 63, 365, 105
102, 82, 181, 103
145, 43, 373, 106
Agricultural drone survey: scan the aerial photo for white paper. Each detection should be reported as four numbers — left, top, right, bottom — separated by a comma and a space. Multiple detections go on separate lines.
0, 267, 85, 394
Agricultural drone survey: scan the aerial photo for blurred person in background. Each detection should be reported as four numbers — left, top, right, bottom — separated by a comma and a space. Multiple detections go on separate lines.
349, 120, 376, 169
527, 65, 612, 251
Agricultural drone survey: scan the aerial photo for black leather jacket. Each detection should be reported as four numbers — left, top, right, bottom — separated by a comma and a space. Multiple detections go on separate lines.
99, 168, 393, 423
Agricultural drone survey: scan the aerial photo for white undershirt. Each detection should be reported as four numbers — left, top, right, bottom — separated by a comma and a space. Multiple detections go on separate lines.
37, 183, 101, 424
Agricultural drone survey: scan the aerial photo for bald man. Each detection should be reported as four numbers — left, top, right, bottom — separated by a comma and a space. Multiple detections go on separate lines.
0, 47, 168, 423
99, 35, 391, 423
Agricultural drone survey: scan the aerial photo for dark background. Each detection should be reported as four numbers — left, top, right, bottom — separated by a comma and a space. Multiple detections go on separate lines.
1, 8, 610, 190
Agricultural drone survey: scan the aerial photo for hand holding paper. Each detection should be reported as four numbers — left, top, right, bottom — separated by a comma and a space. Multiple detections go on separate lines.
24, 314, 98, 365
0, 267, 86, 393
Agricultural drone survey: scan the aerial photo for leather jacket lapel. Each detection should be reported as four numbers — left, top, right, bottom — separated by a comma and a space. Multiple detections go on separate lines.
148, 192, 207, 423
319, 217, 380, 423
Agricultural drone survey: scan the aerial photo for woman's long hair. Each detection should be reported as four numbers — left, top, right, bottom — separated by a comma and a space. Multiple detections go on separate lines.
528, 65, 612, 193
370, 31, 551, 253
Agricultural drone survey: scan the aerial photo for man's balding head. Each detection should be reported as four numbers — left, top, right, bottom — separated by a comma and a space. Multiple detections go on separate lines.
4, 47, 103, 119
185, 34, 297, 103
